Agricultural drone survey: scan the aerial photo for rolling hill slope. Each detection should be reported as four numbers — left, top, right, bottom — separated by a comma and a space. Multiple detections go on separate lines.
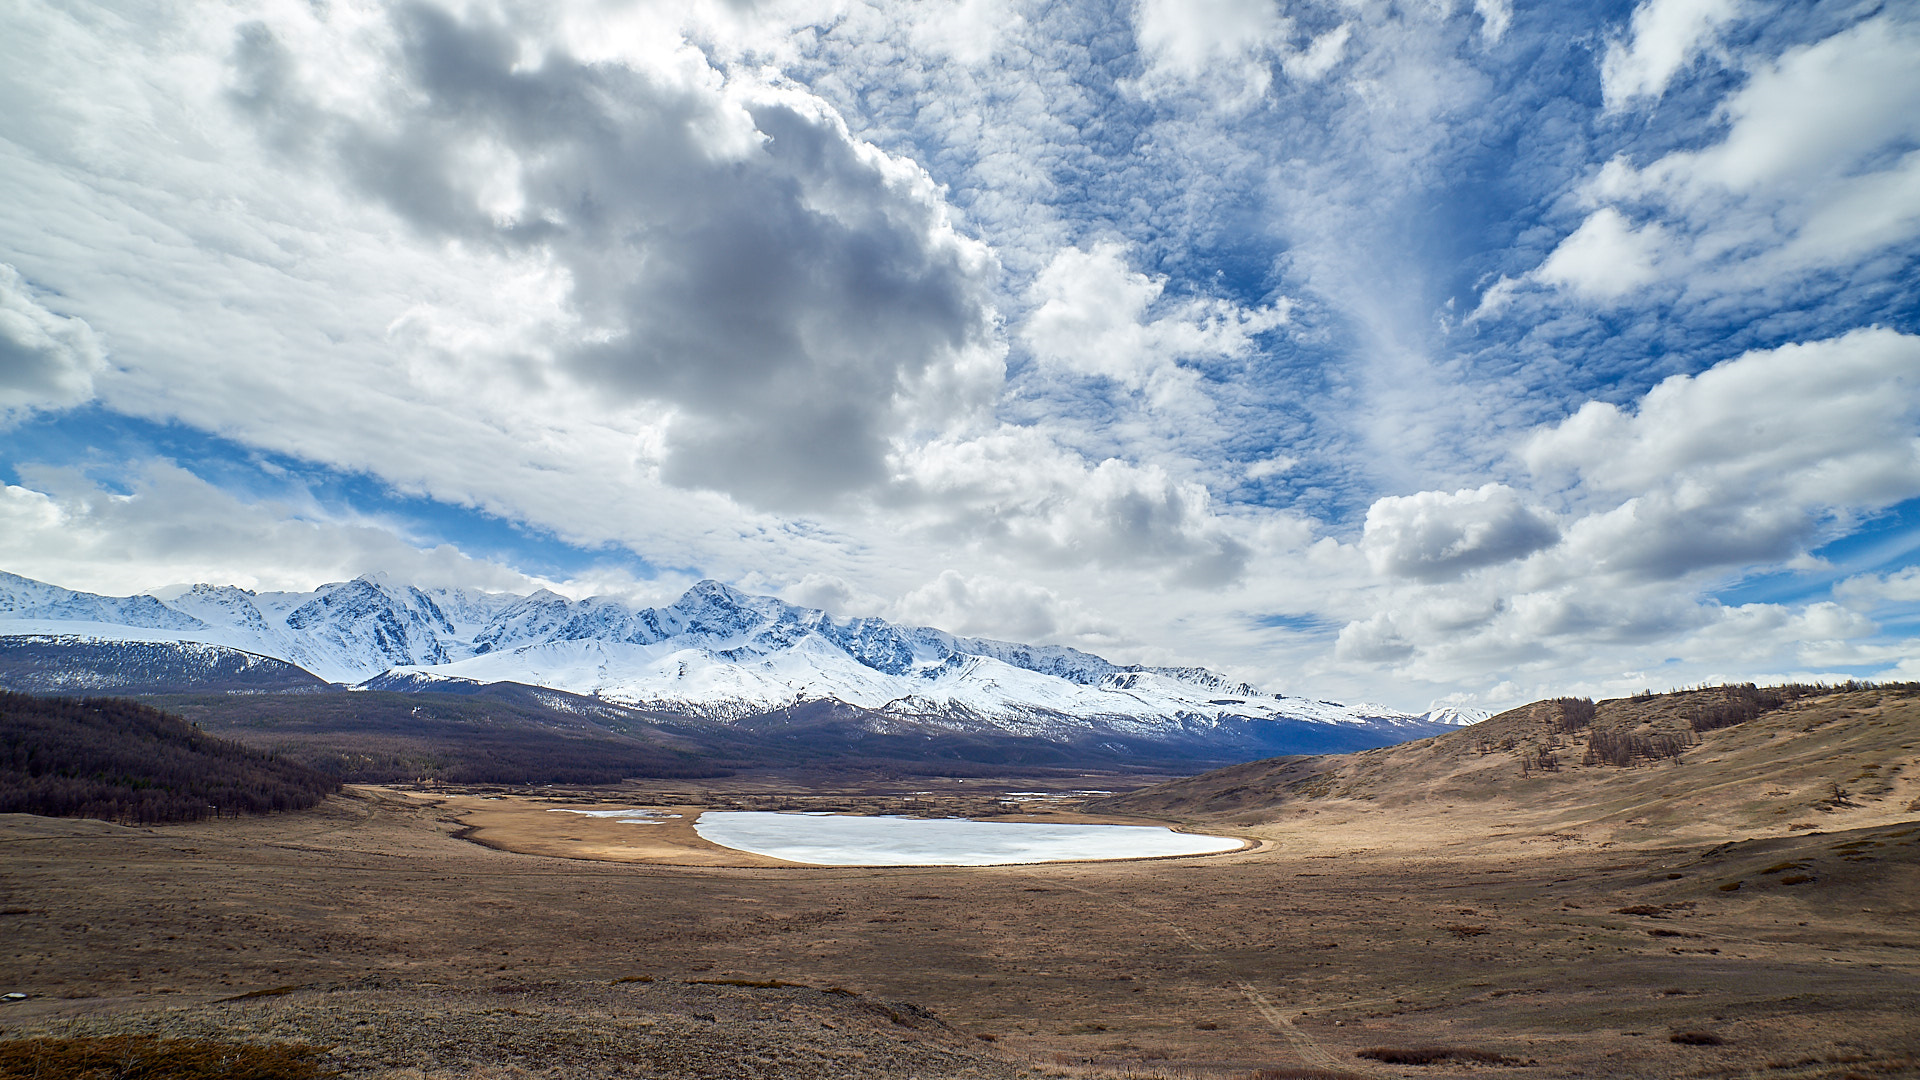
1100, 683, 1920, 846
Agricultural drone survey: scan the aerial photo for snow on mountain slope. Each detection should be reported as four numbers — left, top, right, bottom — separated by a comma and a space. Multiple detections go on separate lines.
0, 571, 206, 633
1423, 705, 1492, 727
0, 571, 1461, 736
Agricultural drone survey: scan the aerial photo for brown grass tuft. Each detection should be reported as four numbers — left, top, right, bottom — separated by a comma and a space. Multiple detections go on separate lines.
1670, 1031, 1726, 1045
0, 1035, 335, 1080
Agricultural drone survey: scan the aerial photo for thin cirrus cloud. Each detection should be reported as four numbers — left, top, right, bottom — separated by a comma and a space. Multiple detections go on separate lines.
0, 0, 1914, 711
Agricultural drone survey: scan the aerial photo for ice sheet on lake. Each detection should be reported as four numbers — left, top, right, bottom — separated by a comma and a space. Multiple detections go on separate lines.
692, 811, 1242, 866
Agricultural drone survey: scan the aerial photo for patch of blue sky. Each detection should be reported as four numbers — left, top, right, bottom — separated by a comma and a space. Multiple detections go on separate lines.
1251, 613, 1339, 636
0, 409, 660, 585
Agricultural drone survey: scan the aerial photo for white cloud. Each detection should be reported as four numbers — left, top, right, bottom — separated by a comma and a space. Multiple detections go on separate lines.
1132, 0, 1290, 103
0, 263, 106, 418
1782, 151, 1920, 267
1525, 13, 1920, 306
1020, 241, 1287, 394
1470, 207, 1667, 316
1128, 0, 1349, 105
892, 427, 1254, 586
1675, 601, 1876, 664
1656, 17, 1920, 193
891, 569, 1121, 644
903, 0, 1021, 65
1601, 0, 1740, 109
1473, 0, 1512, 45
1834, 567, 1920, 609
1524, 328, 1920, 517
1361, 484, 1559, 582
1281, 24, 1351, 83
1245, 455, 1298, 480
1333, 610, 1414, 663
781, 573, 890, 619
1531, 208, 1667, 302
7, 0, 1005, 515
0, 463, 546, 598
1324, 329, 1920, 693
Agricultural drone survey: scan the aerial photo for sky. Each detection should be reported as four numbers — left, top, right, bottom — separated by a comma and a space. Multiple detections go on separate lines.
1, 0, 1917, 713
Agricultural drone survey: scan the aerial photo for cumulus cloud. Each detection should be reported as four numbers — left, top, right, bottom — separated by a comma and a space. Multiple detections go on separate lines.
1328, 329, 1920, 691
0, 264, 106, 418
1674, 601, 1876, 665
1361, 484, 1559, 582
1281, 24, 1351, 83
1245, 455, 1298, 480
1524, 328, 1920, 520
1333, 611, 1414, 663
1601, 0, 1740, 109
891, 569, 1120, 644
902, 0, 1022, 65
1479, 12, 1920, 321
1130, 0, 1349, 105
1472, 207, 1667, 317
1532, 208, 1666, 301
1833, 567, 1920, 609
1021, 242, 1287, 395
1513, 329, 1920, 587
1517, 11, 1920, 317
780, 572, 890, 619
1132, 0, 1289, 103
1649, 17, 1920, 194
894, 428, 1252, 586
230, 2, 1004, 510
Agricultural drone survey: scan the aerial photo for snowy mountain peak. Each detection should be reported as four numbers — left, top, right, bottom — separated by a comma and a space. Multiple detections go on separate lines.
682, 578, 749, 604
0, 570, 1440, 736
1423, 705, 1491, 726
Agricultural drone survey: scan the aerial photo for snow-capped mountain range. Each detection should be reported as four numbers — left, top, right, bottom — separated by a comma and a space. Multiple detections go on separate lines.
0, 571, 1484, 739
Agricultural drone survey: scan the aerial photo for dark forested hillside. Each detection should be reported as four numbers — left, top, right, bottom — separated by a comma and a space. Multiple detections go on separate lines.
0, 692, 339, 823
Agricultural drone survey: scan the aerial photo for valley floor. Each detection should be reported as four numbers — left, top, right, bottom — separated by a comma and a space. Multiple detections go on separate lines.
1, 782, 1916, 1079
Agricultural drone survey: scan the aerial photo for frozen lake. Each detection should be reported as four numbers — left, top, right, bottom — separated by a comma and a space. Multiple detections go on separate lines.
692, 811, 1243, 866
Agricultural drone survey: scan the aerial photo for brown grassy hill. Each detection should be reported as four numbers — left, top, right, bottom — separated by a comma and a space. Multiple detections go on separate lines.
1100, 684, 1920, 848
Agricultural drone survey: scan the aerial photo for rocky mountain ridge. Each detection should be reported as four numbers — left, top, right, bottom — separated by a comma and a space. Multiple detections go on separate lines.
0, 572, 1479, 747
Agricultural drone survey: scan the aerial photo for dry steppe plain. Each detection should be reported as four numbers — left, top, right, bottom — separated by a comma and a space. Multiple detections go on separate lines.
2, 688, 1917, 1079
